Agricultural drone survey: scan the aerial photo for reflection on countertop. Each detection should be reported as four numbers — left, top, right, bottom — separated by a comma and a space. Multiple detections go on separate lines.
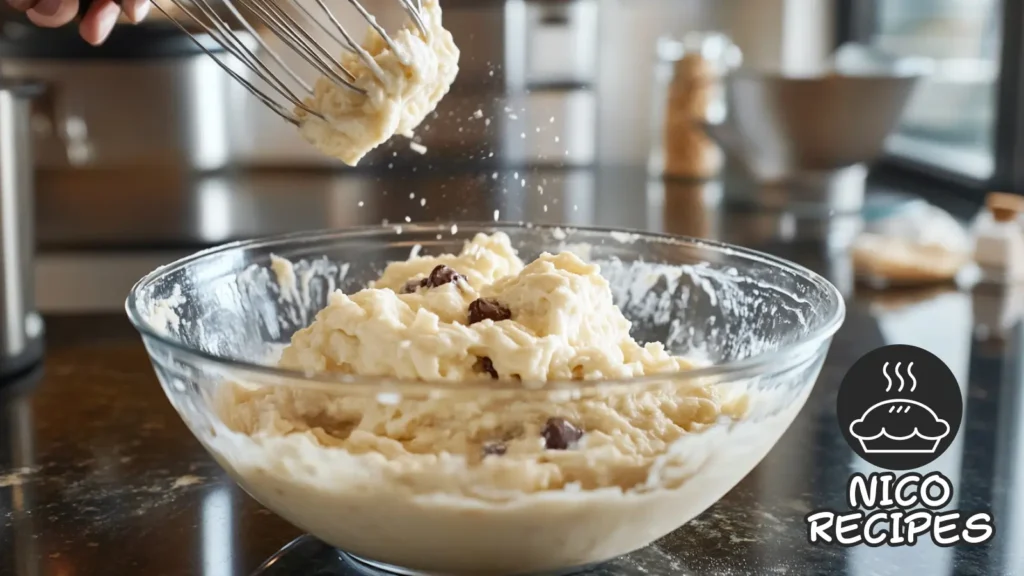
33, 166, 976, 313
7, 167, 1023, 575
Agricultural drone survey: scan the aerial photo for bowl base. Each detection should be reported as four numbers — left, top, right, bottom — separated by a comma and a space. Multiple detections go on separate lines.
340, 551, 597, 576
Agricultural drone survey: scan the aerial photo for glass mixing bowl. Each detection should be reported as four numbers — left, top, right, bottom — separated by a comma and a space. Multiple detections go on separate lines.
126, 223, 844, 576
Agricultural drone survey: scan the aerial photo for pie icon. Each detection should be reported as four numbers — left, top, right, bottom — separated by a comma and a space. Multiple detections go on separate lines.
837, 346, 963, 470
849, 398, 951, 454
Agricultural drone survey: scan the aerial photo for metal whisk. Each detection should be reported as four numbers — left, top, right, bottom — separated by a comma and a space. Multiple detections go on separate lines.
153, 0, 428, 124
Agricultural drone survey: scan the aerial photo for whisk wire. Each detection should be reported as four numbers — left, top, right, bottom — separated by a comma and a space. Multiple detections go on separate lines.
151, 1, 300, 124
180, 0, 317, 116
398, 0, 427, 38
310, 0, 387, 83
240, 0, 363, 91
220, 0, 313, 93
292, 0, 353, 54
147, 0, 428, 124
188, 0, 295, 99
347, 0, 411, 67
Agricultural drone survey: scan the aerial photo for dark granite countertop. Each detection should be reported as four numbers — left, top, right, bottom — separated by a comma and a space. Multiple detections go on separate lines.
3, 168, 1023, 575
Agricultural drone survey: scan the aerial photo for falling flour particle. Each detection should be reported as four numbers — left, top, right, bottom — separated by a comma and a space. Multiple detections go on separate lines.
514, 172, 519, 179
404, 216, 411, 223
520, 133, 526, 139
172, 475, 203, 489
538, 186, 544, 195
549, 116, 555, 123
357, 201, 364, 207
420, 198, 426, 207
409, 192, 416, 199
543, 205, 548, 212
492, 172, 498, 180
410, 142, 428, 155
395, 226, 403, 234
473, 109, 483, 119
509, 114, 518, 120
485, 118, 491, 127
493, 210, 500, 221
451, 224, 458, 235
555, 136, 560, 143
521, 179, 526, 187
504, 106, 512, 113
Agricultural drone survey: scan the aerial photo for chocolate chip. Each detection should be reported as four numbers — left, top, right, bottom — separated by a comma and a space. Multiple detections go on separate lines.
482, 441, 507, 457
468, 298, 512, 325
401, 279, 426, 294
424, 265, 462, 288
474, 356, 498, 379
542, 417, 583, 450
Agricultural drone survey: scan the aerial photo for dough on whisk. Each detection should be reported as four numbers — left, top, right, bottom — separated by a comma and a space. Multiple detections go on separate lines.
295, 0, 460, 166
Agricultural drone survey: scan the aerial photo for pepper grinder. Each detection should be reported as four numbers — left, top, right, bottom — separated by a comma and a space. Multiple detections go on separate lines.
0, 80, 45, 379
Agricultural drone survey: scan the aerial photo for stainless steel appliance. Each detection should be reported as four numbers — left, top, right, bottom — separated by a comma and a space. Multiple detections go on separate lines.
0, 80, 44, 379
0, 18, 245, 172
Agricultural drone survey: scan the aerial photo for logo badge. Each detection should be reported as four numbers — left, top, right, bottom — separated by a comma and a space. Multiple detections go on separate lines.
836, 344, 963, 470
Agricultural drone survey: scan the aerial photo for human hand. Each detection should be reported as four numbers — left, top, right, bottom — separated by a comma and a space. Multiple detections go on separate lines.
6, 0, 150, 45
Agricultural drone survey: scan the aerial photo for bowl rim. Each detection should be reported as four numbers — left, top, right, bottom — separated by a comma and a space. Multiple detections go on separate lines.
124, 222, 846, 390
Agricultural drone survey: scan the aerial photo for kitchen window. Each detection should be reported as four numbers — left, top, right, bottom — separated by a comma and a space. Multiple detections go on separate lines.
837, 0, 1024, 192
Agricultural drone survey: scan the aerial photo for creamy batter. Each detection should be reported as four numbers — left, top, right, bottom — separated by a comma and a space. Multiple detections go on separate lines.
206, 233, 796, 575
295, 0, 460, 165
278, 233, 692, 383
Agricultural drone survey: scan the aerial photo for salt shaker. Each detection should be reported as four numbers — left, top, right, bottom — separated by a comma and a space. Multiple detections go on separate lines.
972, 192, 1024, 284
648, 32, 741, 181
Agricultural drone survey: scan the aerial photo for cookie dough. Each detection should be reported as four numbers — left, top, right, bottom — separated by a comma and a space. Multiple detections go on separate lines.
295, 0, 460, 165
279, 232, 693, 383
206, 233, 777, 574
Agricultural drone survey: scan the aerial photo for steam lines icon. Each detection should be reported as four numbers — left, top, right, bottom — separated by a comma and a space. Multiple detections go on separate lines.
882, 361, 916, 392
849, 361, 951, 454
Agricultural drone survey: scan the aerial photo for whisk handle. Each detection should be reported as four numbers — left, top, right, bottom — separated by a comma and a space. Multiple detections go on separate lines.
76, 0, 122, 20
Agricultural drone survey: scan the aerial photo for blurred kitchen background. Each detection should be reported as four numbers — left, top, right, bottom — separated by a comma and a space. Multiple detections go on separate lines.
0, 0, 1016, 313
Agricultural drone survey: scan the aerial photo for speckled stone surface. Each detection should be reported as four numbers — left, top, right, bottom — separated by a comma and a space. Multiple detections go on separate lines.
3, 172, 1022, 575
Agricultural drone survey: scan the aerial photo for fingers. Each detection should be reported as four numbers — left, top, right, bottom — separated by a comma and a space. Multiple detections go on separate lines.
11, 0, 149, 45
24, 0, 79, 28
121, 0, 149, 23
5, 0, 40, 12
77, 0, 120, 45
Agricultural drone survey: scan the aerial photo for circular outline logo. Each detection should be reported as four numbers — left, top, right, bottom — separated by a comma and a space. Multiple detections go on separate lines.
837, 344, 963, 471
